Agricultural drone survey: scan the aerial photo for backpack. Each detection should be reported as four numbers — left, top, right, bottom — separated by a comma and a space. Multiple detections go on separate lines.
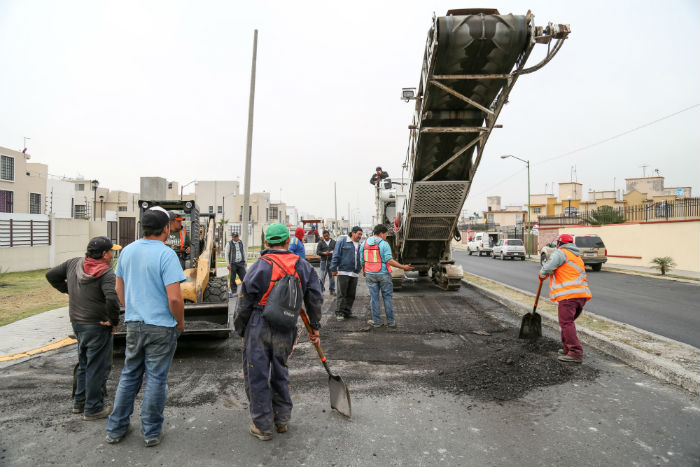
259, 254, 303, 330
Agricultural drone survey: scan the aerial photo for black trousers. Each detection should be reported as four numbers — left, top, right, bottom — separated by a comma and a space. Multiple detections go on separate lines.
230, 262, 247, 292
335, 275, 358, 316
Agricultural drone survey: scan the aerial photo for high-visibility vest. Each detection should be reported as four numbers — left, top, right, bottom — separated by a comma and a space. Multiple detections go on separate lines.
164, 228, 186, 250
363, 240, 391, 273
549, 248, 592, 303
258, 253, 300, 306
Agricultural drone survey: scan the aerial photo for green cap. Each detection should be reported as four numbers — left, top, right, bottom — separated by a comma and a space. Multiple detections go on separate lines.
265, 223, 289, 243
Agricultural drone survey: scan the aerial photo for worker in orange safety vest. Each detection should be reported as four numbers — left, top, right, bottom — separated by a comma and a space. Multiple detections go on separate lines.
538, 233, 592, 363
165, 212, 190, 269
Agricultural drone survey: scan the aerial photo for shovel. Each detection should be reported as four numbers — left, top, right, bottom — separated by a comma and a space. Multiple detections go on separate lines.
519, 277, 543, 339
299, 308, 352, 418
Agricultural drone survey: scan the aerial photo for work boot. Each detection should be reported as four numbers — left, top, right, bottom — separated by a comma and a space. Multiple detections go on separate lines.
106, 425, 131, 444
557, 354, 582, 364
335, 315, 345, 321
367, 320, 382, 328
557, 349, 566, 355
387, 322, 397, 328
249, 423, 272, 441
275, 424, 288, 434
82, 405, 112, 421
145, 432, 164, 447
72, 401, 85, 414
330, 291, 336, 296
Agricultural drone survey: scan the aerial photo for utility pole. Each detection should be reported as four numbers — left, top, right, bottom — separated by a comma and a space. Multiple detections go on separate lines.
334, 182, 338, 232
242, 29, 258, 257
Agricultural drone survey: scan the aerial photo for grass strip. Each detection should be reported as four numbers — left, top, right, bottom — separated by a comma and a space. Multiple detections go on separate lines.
0, 269, 69, 327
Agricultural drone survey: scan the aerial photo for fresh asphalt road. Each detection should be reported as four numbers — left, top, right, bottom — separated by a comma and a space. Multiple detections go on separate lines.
453, 250, 700, 348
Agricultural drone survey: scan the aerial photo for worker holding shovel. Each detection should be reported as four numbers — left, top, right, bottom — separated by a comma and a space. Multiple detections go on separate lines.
234, 223, 323, 440
538, 234, 592, 364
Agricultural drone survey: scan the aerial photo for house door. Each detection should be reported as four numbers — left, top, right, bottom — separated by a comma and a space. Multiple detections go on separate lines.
107, 221, 118, 244
119, 217, 136, 247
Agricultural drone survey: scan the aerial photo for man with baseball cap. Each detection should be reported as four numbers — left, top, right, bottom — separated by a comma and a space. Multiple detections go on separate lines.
166, 211, 190, 269
106, 206, 186, 447
233, 222, 323, 440
46, 236, 122, 420
225, 232, 246, 297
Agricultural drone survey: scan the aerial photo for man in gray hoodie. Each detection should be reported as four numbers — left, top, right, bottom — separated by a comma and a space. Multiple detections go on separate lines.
46, 236, 122, 419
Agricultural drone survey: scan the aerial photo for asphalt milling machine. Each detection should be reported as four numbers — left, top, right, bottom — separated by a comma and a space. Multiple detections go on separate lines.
115, 200, 231, 338
376, 8, 570, 290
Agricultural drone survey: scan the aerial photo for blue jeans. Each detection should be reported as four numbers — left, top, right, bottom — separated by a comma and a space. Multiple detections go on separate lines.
106, 323, 179, 440
319, 261, 335, 292
72, 323, 113, 415
243, 310, 296, 432
230, 262, 246, 293
366, 273, 394, 324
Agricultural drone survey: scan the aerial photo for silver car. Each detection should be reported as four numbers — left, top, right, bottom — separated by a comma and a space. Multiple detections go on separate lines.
492, 238, 526, 261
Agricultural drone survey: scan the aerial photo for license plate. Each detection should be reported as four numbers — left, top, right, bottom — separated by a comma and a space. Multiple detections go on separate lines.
585, 252, 596, 257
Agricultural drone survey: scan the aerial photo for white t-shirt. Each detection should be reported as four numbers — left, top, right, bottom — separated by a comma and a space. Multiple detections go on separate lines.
337, 240, 360, 278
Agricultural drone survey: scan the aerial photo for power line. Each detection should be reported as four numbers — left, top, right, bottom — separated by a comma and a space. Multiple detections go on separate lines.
536, 103, 700, 166
469, 103, 699, 198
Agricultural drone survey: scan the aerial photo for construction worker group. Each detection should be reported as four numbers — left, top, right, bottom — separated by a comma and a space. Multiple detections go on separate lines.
47, 210, 591, 446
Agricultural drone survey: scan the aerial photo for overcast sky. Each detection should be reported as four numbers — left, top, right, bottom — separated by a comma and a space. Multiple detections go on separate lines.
1, 0, 698, 223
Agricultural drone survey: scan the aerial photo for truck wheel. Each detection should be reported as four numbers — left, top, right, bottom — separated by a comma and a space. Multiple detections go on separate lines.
468, 249, 472, 256
204, 276, 228, 303
520, 256, 526, 261
591, 264, 602, 272
500, 252, 505, 260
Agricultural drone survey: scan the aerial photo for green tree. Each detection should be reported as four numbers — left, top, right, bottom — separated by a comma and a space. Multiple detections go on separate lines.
650, 257, 676, 275
585, 205, 625, 225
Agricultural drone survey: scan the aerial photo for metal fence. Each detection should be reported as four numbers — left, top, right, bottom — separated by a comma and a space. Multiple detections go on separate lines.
539, 198, 699, 226
0, 219, 51, 247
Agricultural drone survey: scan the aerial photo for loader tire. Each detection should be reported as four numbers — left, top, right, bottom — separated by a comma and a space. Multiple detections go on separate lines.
203, 276, 228, 303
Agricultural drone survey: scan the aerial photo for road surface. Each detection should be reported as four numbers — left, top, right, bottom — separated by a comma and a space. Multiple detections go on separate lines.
453, 250, 700, 348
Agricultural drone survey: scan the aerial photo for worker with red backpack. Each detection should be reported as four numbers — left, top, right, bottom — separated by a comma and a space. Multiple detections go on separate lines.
360, 224, 414, 328
233, 223, 323, 440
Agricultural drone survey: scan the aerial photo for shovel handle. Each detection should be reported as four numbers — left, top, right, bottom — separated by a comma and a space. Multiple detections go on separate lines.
300, 308, 326, 363
533, 277, 544, 311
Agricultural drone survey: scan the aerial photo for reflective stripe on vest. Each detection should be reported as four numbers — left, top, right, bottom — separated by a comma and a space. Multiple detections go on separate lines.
258, 253, 301, 306
363, 240, 391, 273
549, 248, 592, 302
179, 229, 185, 249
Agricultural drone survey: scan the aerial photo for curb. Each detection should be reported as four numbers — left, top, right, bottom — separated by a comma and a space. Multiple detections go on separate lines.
462, 278, 700, 395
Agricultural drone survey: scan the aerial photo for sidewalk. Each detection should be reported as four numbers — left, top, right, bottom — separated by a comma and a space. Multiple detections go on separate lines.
0, 267, 235, 368
605, 262, 699, 280
0, 306, 74, 368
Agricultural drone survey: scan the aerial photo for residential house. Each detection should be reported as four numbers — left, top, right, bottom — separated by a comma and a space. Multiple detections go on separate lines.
0, 146, 48, 214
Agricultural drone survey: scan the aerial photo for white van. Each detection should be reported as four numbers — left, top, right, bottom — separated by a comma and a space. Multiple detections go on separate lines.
467, 231, 500, 256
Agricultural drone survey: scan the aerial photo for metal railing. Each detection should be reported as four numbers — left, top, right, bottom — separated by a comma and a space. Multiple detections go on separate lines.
538, 198, 699, 226
0, 219, 51, 247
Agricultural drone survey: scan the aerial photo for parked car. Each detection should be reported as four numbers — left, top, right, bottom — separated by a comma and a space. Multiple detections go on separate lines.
467, 231, 500, 256
492, 238, 526, 260
540, 234, 607, 271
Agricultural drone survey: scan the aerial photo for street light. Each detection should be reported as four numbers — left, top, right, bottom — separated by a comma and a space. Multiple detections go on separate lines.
91, 180, 99, 220
499, 155, 531, 258
99, 195, 104, 220
180, 180, 197, 200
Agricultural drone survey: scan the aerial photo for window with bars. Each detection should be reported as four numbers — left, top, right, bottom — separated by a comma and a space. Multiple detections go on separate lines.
1, 155, 14, 181
0, 190, 13, 213
76, 183, 85, 191
209, 206, 214, 214
29, 193, 42, 214
74, 205, 87, 219
269, 206, 278, 220
217, 205, 222, 214
118, 206, 127, 212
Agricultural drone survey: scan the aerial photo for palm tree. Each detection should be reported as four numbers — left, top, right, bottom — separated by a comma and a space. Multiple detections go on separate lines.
585, 205, 625, 225
650, 257, 676, 275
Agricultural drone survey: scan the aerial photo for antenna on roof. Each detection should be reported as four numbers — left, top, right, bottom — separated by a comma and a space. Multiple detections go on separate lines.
640, 164, 649, 177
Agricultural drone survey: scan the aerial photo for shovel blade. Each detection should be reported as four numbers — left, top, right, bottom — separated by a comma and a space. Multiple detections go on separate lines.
519, 311, 542, 339
328, 374, 352, 418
